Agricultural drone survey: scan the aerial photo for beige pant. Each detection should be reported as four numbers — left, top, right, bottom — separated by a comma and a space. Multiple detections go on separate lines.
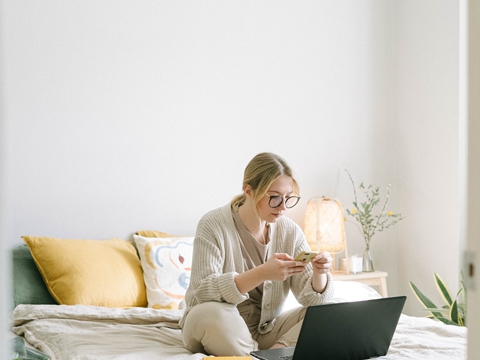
181, 302, 306, 356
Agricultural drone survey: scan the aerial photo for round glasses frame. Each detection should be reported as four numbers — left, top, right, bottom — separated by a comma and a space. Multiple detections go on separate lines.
264, 194, 301, 209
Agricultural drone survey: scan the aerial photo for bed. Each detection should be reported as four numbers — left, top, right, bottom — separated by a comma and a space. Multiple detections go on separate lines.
10, 233, 467, 360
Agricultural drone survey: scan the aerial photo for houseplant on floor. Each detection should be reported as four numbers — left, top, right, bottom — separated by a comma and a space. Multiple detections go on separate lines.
409, 272, 466, 326
345, 170, 404, 272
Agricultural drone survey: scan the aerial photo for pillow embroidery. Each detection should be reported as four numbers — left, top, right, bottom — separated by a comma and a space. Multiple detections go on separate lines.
134, 235, 193, 310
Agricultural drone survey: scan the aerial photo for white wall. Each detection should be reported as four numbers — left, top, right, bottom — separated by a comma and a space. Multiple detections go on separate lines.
0, 53, 9, 360
3, 1, 390, 236
464, 0, 480, 357
0, 0, 10, 355
0, 3, 462, 353
2, 2, 398, 252
395, 1, 461, 315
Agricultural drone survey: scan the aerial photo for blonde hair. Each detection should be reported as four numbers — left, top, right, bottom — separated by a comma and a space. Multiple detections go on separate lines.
231, 152, 300, 217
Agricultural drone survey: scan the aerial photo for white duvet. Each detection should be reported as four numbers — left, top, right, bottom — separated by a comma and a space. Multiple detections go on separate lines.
12, 305, 205, 360
11, 282, 468, 360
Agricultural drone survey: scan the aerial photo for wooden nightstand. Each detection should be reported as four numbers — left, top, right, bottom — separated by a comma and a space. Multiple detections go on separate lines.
331, 270, 388, 297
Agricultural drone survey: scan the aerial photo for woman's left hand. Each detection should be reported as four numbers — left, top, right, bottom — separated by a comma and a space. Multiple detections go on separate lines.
311, 252, 332, 275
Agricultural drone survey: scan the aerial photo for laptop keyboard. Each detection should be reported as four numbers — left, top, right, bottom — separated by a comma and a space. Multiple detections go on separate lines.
279, 356, 293, 360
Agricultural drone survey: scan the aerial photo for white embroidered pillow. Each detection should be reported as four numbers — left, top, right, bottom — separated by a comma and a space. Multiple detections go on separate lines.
133, 235, 193, 310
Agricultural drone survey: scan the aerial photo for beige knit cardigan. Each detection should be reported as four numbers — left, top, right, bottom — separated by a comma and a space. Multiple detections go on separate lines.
179, 204, 335, 334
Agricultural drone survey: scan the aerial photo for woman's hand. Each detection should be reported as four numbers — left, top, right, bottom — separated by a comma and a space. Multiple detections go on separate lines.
310, 251, 332, 293
262, 253, 307, 281
234, 253, 306, 294
311, 252, 333, 275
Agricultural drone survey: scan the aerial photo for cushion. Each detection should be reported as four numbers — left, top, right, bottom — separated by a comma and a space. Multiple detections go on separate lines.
135, 230, 177, 238
133, 234, 194, 310
22, 235, 147, 308
11, 245, 57, 309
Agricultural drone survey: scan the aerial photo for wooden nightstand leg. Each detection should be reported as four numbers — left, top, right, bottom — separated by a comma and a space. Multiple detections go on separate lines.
379, 277, 388, 297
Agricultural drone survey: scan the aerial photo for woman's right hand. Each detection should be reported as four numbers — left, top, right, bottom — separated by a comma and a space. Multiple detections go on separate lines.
235, 253, 307, 294
262, 253, 307, 281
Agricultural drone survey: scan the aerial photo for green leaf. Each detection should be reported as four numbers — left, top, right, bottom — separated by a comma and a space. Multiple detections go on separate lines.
434, 273, 453, 306
432, 315, 459, 326
419, 307, 449, 313
450, 300, 459, 324
456, 286, 465, 302
409, 282, 443, 318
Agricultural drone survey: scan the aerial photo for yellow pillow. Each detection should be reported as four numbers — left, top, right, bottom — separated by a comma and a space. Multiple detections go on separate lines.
22, 236, 147, 308
135, 230, 177, 238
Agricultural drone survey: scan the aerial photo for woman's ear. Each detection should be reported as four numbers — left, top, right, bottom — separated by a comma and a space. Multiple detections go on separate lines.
243, 184, 253, 198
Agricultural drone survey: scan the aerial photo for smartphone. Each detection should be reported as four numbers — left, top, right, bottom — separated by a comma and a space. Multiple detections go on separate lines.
294, 251, 318, 264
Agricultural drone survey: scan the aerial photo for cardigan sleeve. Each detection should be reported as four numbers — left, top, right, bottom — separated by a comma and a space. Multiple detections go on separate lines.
184, 207, 248, 308
295, 271, 335, 306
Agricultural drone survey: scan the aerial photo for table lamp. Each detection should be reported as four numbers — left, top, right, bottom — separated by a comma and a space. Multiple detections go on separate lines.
304, 196, 349, 273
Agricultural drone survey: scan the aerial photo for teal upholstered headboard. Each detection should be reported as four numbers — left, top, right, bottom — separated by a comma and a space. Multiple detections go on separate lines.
11, 245, 57, 309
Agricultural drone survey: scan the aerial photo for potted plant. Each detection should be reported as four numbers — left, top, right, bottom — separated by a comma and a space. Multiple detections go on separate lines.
409, 272, 466, 326
345, 170, 404, 271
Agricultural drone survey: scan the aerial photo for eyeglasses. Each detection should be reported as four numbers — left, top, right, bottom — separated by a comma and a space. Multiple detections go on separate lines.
264, 194, 301, 208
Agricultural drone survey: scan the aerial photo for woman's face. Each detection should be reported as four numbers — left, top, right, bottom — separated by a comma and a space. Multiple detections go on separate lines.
257, 174, 295, 223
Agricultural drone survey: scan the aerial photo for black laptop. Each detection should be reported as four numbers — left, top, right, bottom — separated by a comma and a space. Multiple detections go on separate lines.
250, 296, 406, 360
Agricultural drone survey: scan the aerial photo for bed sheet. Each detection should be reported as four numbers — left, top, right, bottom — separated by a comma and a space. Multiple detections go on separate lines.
12, 303, 467, 360
12, 305, 205, 360
11, 281, 468, 360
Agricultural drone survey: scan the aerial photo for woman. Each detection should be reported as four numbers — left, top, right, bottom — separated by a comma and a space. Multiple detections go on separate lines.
180, 152, 335, 356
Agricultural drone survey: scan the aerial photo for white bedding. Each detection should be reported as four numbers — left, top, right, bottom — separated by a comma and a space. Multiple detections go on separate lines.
11, 282, 468, 360
12, 305, 205, 360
